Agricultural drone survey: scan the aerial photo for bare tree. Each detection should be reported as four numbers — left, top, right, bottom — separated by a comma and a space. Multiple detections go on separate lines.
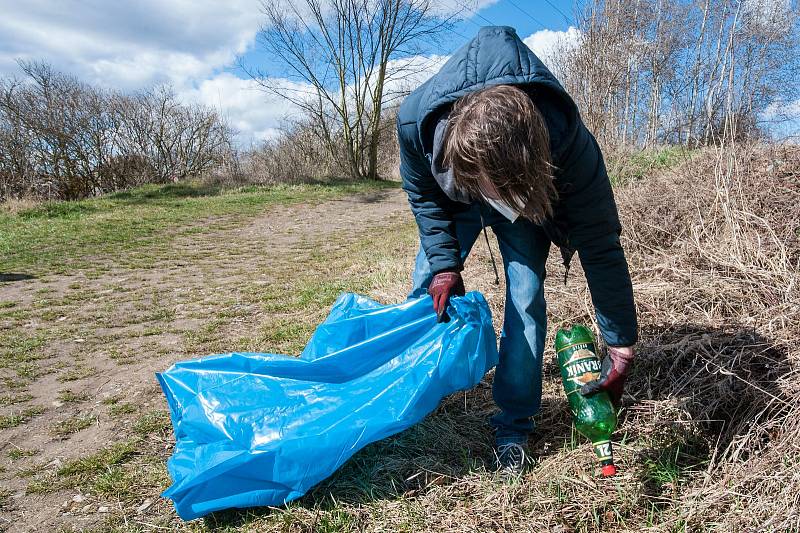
0, 61, 234, 201
115, 86, 234, 184
558, 0, 799, 148
249, 0, 450, 180
0, 62, 113, 199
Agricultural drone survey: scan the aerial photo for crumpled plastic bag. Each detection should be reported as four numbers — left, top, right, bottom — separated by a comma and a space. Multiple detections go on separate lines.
157, 291, 498, 520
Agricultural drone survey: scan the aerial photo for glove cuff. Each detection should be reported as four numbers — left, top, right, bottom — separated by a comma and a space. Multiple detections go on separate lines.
432, 267, 463, 276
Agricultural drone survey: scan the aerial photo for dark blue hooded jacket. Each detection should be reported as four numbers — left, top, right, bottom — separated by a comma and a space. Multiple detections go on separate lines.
396, 26, 637, 347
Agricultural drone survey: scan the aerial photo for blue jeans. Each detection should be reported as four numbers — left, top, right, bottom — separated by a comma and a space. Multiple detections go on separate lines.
409, 203, 550, 445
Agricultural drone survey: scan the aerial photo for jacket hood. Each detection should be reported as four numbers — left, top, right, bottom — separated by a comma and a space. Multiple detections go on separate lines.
404, 26, 578, 155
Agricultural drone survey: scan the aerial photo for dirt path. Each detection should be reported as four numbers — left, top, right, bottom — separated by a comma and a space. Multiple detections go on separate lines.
0, 188, 410, 532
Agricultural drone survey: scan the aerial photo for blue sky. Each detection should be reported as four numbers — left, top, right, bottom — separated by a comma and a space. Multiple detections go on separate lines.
0, 1, 579, 146
233, 0, 577, 96
443, 0, 574, 47
234, 0, 576, 74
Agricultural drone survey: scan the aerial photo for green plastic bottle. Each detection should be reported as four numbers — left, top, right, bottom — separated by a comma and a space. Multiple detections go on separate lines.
555, 325, 618, 477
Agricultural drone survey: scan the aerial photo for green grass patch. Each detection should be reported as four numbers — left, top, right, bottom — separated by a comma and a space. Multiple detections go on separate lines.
57, 365, 97, 382
8, 448, 38, 460
109, 402, 137, 417
0, 393, 33, 407
141, 326, 165, 337
1, 180, 397, 275
608, 146, 691, 185
27, 440, 141, 496
256, 318, 316, 354
16, 463, 47, 479
314, 509, 361, 532
146, 305, 176, 324
183, 318, 226, 352
0, 405, 46, 429
132, 410, 170, 436
641, 442, 706, 490
0, 307, 29, 320
637, 425, 710, 497
57, 389, 89, 403
107, 348, 140, 365
0, 331, 47, 377
92, 467, 134, 499
58, 440, 138, 479
52, 414, 96, 437
83, 453, 170, 505
0, 376, 31, 391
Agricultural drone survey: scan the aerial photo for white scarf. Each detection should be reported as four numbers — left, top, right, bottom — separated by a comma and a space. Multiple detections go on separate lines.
483, 195, 524, 223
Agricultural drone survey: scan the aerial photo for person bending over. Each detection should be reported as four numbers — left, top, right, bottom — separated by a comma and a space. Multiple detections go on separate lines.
396, 26, 637, 473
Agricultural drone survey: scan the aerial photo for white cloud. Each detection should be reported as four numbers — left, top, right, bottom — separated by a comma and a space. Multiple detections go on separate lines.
763, 98, 800, 119
743, 0, 793, 31
523, 26, 581, 68
186, 53, 453, 148
0, 0, 268, 147
178, 73, 319, 147
761, 98, 800, 141
384, 54, 451, 103
0, 0, 262, 90
431, 0, 500, 15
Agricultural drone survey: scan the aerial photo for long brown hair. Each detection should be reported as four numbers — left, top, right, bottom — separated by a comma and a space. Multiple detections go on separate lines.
443, 84, 557, 223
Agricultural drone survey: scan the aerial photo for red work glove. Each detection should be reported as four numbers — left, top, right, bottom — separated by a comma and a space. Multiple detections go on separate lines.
428, 271, 465, 323
579, 346, 634, 410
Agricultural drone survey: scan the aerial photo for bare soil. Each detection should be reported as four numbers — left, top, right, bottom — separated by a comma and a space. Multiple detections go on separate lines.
0, 188, 409, 532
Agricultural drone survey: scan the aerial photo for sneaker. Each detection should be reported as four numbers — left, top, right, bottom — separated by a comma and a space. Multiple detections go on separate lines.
494, 442, 528, 475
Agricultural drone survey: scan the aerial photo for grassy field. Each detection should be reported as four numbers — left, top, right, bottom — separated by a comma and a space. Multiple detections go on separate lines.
0, 180, 398, 276
1, 145, 798, 532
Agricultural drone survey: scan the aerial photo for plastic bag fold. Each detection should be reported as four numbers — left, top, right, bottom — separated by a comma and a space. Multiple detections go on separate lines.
157, 292, 498, 520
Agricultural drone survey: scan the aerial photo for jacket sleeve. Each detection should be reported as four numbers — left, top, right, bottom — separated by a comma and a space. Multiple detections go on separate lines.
397, 121, 462, 274
577, 232, 638, 347
561, 129, 638, 347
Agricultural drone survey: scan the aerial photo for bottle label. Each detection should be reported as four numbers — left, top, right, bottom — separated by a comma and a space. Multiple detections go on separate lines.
560, 343, 601, 390
592, 440, 613, 464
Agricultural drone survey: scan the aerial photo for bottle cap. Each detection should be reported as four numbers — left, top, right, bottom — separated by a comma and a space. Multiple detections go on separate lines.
601, 464, 617, 477
600, 464, 617, 477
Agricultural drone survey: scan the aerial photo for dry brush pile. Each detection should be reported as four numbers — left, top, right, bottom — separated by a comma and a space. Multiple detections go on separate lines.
614, 143, 800, 531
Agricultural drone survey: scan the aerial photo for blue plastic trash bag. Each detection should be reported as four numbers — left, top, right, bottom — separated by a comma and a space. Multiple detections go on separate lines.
157, 291, 498, 520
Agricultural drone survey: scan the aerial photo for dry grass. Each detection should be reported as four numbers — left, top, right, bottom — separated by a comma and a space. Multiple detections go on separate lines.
613, 143, 800, 531
0, 197, 39, 215
356, 142, 800, 532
